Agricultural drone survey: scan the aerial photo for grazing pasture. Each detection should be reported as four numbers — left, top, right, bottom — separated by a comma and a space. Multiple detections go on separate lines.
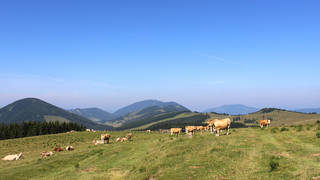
0, 125, 319, 180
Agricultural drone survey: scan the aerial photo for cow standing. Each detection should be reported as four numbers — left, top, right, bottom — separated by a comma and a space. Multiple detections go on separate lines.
260, 120, 271, 128
207, 118, 231, 136
101, 134, 111, 144
185, 126, 197, 136
170, 128, 182, 136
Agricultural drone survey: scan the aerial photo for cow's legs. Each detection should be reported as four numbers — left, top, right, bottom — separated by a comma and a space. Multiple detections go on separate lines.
216, 129, 219, 136
227, 126, 230, 135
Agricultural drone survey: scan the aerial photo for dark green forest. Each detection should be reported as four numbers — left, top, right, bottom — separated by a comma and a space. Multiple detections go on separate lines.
0, 121, 85, 140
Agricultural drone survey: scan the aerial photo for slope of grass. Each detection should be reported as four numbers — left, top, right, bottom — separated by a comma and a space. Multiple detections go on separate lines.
0, 125, 319, 180
132, 112, 196, 130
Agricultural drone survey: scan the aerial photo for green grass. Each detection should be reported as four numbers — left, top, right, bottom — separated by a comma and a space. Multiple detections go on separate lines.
0, 125, 320, 180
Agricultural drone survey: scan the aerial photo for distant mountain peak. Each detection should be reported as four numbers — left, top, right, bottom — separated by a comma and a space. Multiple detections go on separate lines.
113, 99, 189, 117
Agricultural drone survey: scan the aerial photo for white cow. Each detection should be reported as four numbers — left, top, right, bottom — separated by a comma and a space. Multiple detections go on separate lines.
2, 153, 24, 161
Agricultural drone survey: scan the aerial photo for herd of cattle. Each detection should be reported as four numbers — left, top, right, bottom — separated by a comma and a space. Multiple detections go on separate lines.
1, 118, 271, 161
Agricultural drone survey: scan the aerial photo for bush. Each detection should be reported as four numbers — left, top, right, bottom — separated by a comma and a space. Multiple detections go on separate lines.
280, 127, 289, 132
296, 125, 303, 132
316, 132, 320, 138
271, 128, 278, 133
269, 158, 280, 172
75, 163, 80, 168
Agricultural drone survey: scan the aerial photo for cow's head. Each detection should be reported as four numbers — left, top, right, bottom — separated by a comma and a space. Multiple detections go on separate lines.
268, 120, 271, 124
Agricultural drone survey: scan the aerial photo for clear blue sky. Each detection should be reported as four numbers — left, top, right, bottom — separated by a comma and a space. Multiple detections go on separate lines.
1, 0, 319, 111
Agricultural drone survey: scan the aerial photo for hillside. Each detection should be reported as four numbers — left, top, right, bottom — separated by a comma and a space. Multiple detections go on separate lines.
107, 105, 190, 128
0, 98, 112, 130
0, 125, 319, 179
131, 109, 320, 131
219, 108, 320, 127
69, 108, 115, 123
112, 100, 189, 118
204, 104, 259, 115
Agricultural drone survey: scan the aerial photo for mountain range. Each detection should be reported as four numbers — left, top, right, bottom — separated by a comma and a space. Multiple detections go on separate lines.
1, 98, 319, 131
69, 100, 190, 125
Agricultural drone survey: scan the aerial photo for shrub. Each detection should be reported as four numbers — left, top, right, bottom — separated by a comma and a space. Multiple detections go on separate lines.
75, 163, 80, 168
296, 125, 303, 132
316, 132, 320, 138
271, 128, 278, 133
280, 127, 289, 132
139, 167, 146, 173
269, 158, 280, 172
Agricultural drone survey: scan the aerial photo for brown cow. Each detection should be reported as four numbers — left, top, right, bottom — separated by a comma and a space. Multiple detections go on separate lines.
126, 133, 133, 141
185, 126, 197, 135
101, 134, 111, 144
170, 128, 182, 136
209, 118, 231, 136
260, 120, 271, 128
54, 147, 64, 152
196, 126, 205, 132
146, 130, 151, 133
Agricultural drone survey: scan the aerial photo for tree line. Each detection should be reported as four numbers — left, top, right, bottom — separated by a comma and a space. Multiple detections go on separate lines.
0, 121, 86, 140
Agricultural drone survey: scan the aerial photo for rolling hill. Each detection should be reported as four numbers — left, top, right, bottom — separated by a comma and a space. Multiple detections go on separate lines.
107, 105, 191, 128
0, 126, 319, 179
0, 98, 112, 130
112, 100, 189, 118
204, 104, 259, 115
68, 108, 115, 123
131, 108, 320, 131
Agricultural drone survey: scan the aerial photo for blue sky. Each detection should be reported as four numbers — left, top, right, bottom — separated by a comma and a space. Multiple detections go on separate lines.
0, 0, 319, 111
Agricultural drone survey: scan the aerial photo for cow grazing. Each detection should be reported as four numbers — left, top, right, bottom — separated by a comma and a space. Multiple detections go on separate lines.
86, 129, 91, 132
185, 126, 197, 135
146, 130, 151, 133
260, 120, 271, 128
2, 153, 24, 161
54, 147, 64, 152
210, 118, 231, 136
41, 151, 53, 158
170, 128, 182, 136
66, 146, 74, 151
100, 134, 111, 144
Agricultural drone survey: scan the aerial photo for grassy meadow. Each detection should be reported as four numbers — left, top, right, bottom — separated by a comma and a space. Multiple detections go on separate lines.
0, 124, 320, 180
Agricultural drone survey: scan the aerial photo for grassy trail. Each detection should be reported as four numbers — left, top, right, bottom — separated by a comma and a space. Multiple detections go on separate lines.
0, 126, 319, 180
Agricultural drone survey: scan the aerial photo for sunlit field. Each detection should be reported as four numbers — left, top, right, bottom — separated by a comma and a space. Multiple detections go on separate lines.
1, 124, 319, 180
